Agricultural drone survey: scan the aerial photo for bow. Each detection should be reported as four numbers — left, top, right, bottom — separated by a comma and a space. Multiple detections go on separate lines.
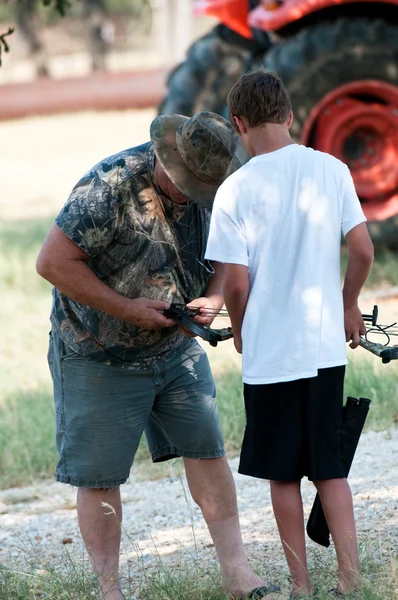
163, 304, 233, 347
164, 303, 398, 361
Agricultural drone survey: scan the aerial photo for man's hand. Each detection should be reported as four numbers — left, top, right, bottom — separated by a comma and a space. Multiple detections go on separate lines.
121, 298, 175, 330
344, 304, 366, 349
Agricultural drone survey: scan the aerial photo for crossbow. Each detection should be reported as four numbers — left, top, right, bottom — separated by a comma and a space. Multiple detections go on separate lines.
164, 303, 398, 361
164, 304, 233, 347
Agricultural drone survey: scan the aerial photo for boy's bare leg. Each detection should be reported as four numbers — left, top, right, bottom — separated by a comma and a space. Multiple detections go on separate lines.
77, 487, 124, 600
270, 480, 314, 597
314, 478, 360, 593
184, 456, 268, 598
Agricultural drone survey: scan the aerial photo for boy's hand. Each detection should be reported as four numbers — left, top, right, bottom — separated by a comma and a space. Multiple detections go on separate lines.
179, 297, 220, 338
344, 304, 366, 349
186, 297, 219, 326
234, 335, 242, 354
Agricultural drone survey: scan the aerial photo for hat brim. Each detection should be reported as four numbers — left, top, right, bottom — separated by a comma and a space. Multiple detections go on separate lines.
150, 114, 241, 209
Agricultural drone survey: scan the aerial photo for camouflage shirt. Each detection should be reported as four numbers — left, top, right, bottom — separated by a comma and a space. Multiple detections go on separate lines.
51, 142, 214, 369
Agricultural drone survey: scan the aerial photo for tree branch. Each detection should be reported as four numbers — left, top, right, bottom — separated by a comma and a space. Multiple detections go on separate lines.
0, 27, 14, 66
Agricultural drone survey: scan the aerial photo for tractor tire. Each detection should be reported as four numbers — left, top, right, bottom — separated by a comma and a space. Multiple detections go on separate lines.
158, 24, 270, 117
261, 18, 398, 248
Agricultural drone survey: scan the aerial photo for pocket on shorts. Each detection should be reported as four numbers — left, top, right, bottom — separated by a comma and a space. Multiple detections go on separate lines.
59, 338, 83, 362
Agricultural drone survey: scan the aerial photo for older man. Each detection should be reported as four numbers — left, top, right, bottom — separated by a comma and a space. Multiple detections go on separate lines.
36, 112, 275, 600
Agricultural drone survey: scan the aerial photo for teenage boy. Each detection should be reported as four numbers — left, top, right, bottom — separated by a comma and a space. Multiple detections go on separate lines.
205, 71, 374, 599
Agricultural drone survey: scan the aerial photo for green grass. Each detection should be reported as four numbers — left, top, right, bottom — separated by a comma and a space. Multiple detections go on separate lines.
344, 353, 398, 429
0, 543, 397, 599
0, 387, 56, 489
0, 557, 100, 600
341, 246, 398, 288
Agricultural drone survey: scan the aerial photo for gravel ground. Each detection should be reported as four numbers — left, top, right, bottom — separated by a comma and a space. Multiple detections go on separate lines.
0, 429, 397, 594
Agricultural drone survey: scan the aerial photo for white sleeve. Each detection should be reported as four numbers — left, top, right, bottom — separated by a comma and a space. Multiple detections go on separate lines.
341, 164, 366, 237
205, 183, 248, 266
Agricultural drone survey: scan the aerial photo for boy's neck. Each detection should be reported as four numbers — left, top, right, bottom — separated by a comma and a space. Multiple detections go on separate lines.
247, 123, 294, 157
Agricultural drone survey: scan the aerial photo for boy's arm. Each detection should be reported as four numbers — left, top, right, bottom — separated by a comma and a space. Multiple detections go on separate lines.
203, 261, 226, 311
204, 178, 249, 343
223, 264, 249, 354
343, 222, 374, 349
186, 261, 226, 326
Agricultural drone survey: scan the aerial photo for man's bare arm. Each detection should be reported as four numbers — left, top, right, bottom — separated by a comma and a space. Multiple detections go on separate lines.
223, 263, 249, 354
36, 224, 174, 330
343, 222, 374, 348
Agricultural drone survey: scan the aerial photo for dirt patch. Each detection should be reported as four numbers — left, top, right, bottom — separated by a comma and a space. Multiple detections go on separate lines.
1, 108, 156, 221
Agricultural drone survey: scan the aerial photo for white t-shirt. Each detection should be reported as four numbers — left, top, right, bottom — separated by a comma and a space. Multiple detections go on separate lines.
205, 144, 366, 384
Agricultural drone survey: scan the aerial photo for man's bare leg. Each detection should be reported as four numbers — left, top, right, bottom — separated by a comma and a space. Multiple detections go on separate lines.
184, 456, 268, 598
77, 487, 123, 600
314, 479, 360, 593
270, 481, 313, 597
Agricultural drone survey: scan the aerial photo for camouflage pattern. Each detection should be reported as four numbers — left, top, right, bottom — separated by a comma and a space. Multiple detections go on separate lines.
51, 142, 214, 369
359, 338, 398, 363
359, 338, 385, 357
150, 112, 240, 208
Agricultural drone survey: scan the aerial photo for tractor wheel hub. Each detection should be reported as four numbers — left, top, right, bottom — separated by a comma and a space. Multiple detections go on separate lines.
301, 80, 398, 221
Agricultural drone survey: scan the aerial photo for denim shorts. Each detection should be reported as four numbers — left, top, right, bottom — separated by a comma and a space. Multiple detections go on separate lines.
48, 331, 225, 488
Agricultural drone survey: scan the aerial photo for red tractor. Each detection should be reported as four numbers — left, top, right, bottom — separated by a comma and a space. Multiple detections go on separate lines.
159, 0, 398, 246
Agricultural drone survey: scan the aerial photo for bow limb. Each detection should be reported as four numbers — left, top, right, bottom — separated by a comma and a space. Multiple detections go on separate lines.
359, 338, 398, 363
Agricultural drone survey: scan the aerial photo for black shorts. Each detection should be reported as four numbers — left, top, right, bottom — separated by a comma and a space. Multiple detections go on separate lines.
238, 366, 346, 482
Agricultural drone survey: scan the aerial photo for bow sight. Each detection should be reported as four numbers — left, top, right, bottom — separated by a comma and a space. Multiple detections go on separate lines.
360, 305, 398, 363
